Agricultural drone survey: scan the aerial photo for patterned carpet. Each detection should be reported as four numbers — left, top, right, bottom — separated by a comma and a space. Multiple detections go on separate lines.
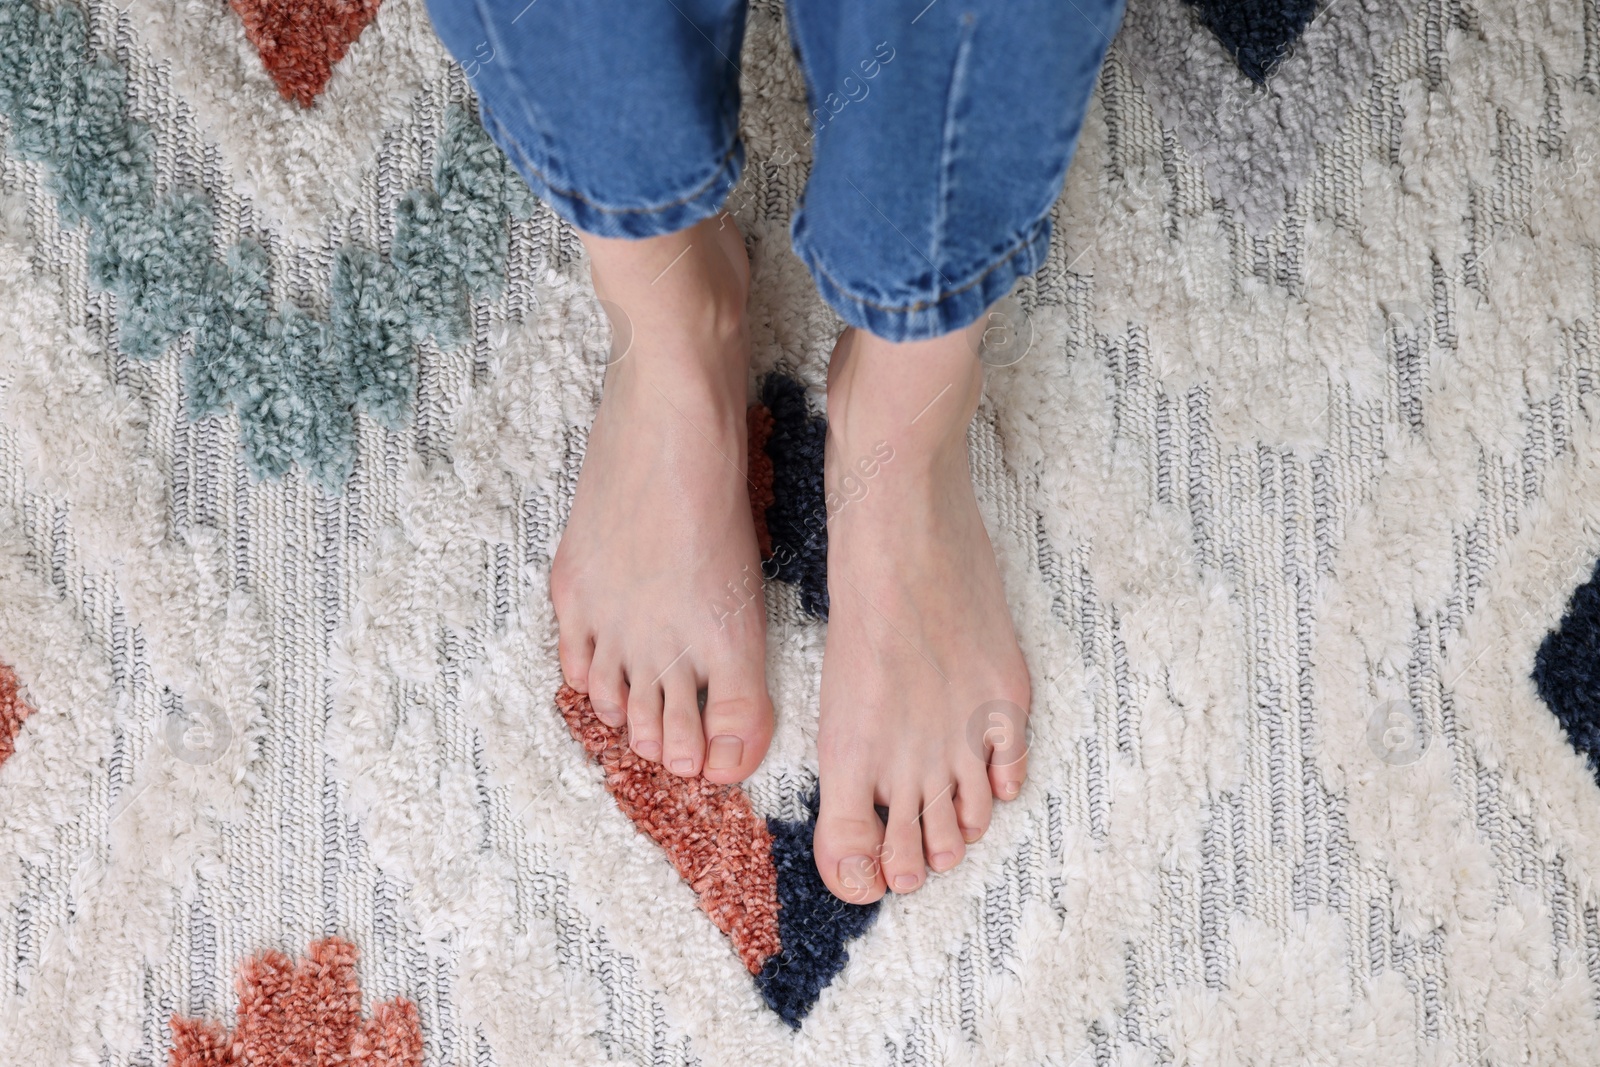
1, 0, 1599, 1063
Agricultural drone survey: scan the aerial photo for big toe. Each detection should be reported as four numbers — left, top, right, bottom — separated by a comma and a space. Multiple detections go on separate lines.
700, 660, 773, 784
815, 776, 887, 905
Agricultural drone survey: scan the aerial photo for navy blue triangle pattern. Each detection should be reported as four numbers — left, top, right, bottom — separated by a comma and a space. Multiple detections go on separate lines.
744, 373, 879, 1026
1182, 0, 1321, 82
757, 792, 882, 1028
1533, 554, 1600, 785
758, 373, 831, 620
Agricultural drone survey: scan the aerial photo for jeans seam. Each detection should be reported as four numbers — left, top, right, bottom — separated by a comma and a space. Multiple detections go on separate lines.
489, 106, 741, 216
800, 213, 1047, 314
931, 13, 978, 289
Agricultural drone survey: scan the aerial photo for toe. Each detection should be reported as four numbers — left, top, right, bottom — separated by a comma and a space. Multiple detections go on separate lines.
588, 647, 630, 730
919, 783, 966, 874
660, 671, 705, 777
880, 792, 927, 894
985, 735, 1024, 799
815, 770, 887, 905
980, 697, 1030, 801
558, 628, 594, 694
700, 656, 773, 785
988, 750, 1028, 802
624, 675, 663, 762
954, 765, 993, 845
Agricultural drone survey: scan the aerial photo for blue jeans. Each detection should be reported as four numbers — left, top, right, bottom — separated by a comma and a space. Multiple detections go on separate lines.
425, 0, 1124, 341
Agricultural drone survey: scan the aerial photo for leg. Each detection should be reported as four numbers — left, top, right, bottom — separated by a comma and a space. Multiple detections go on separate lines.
785, 0, 1124, 339
426, 0, 773, 782
427, 0, 748, 237
787, 0, 1124, 900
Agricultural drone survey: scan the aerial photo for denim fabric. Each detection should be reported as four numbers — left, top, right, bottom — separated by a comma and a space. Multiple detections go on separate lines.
426, 0, 1124, 341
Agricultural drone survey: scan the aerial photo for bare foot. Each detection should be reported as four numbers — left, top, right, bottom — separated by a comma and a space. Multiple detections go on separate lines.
813, 323, 1031, 903
551, 215, 773, 784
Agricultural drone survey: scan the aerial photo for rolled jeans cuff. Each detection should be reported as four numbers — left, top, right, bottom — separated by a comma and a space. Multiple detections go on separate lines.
480, 101, 745, 240
789, 209, 1053, 342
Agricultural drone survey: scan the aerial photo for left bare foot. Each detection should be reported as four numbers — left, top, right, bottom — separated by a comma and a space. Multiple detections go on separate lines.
812, 323, 1031, 904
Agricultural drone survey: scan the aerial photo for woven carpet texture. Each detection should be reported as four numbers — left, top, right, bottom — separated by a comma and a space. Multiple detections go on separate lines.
2, 0, 1600, 1063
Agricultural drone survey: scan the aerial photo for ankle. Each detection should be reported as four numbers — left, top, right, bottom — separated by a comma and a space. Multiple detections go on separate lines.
604, 350, 748, 442
583, 218, 749, 335
579, 216, 752, 402
826, 325, 984, 461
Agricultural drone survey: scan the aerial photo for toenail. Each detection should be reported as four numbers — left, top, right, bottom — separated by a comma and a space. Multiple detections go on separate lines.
892, 874, 921, 892
635, 740, 661, 760
961, 826, 982, 843
838, 855, 877, 895
999, 780, 1020, 799
670, 758, 694, 774
592, 701, 625, 726
930, 851, 957, 871
706, 735, 743, 770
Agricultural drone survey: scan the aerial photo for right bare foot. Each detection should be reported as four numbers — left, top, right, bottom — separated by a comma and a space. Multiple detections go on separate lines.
551, 215, 773, 784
